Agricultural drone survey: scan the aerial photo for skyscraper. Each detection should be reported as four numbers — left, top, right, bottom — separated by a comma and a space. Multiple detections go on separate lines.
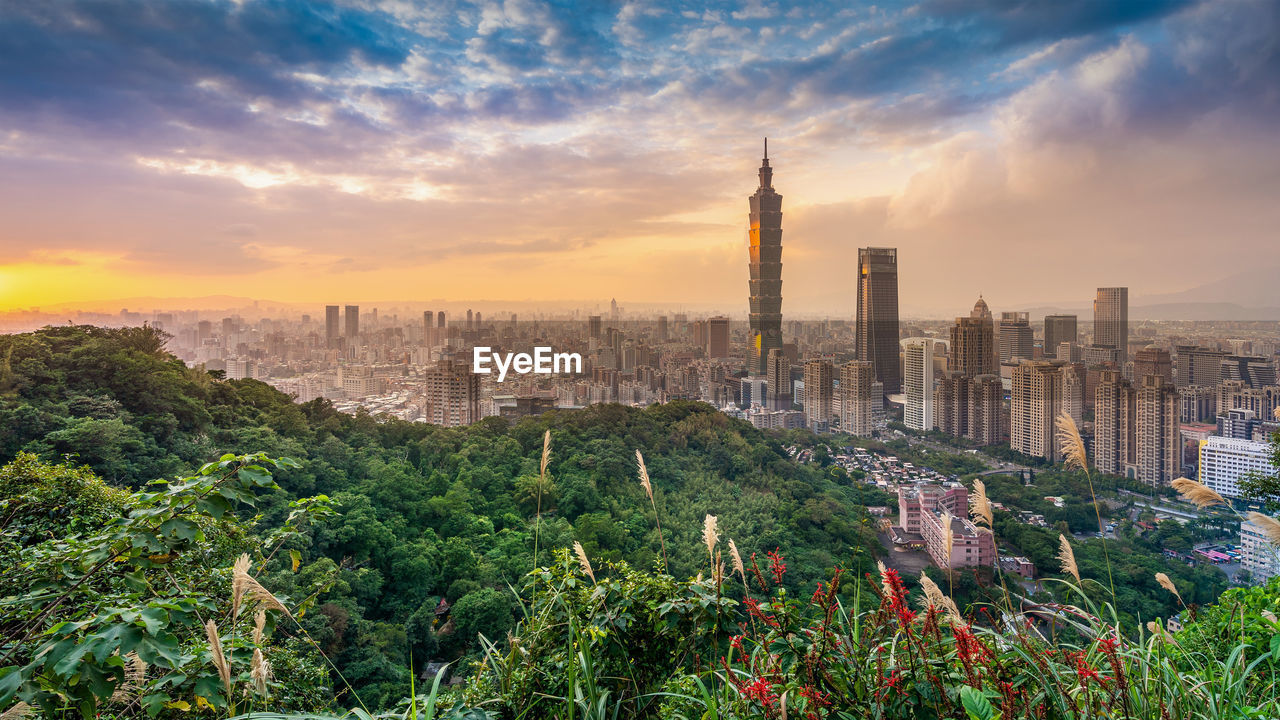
657, 316, 668, 343
856, 247, 900, 395
1010, 360, 1064, 462
747, 139, 783, 376
1044, 315, 1078, 358
839, 361, 874, 436
1094, 287, 1129, 361
325, 305, 340, 346
998, 312, 1033, 364
901, 339, 935, 431
708, 316, 730, 359
588, 315, 602, 341
950, 297, 996, 376
437, 311, 446, 328
802, 360, 834, 432
466, 309, 473, 330
344, 305, 359, 340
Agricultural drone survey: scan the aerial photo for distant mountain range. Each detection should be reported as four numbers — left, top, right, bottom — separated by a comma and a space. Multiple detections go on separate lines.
1025, 266, 1280, 321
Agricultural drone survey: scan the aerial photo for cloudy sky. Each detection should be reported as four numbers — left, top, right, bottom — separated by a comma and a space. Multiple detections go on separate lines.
1, 0, 1277, 316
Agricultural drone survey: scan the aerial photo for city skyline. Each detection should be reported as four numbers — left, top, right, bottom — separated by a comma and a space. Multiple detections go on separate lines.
2, 1, 1280, 315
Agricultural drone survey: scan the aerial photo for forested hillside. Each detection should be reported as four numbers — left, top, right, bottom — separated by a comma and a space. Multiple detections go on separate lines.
0, 326, 888, 708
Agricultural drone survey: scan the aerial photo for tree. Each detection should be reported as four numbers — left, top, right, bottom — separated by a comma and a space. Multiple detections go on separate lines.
450, 588, 515, 645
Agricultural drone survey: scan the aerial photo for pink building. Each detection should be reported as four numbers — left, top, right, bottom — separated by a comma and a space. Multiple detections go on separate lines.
897, 482, 995, 570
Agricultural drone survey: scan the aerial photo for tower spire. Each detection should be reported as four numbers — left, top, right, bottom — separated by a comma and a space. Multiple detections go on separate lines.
764, 136, 768, 160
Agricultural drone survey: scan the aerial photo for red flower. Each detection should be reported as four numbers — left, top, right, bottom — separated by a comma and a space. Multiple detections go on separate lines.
767, 549, 787, 584
744, 677, 779, 708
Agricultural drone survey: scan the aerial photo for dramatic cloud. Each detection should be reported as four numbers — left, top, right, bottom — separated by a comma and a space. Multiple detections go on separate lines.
0, 0, 1276, 314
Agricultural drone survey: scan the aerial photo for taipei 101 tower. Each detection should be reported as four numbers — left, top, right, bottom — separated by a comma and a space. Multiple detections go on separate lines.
747, 138, 783, 377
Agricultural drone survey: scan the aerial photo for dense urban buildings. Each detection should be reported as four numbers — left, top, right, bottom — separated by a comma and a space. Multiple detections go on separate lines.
747, 140, 783, 377
855, 247, 901, 396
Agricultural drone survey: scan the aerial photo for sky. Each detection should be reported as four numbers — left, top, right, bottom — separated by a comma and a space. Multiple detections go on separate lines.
1, 0, 1278, 317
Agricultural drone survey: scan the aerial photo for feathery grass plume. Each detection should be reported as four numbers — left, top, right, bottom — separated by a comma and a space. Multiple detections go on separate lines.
0, 703, 31, 720
1171, 477, 1227, 509
234, 558, 294, 620
231, 553, 252, 618
940, 511, 955, 566
728, 538, 746, 584
1275, 406, 1280, 422
1155, 572, 1184, 605
876, 560, 892, 596
252, 608, 267, 645
205, 620, 231, 699
636, 449, 669, 572
636, 449, 652, 500
1146, 621, 1178, 645
1057, 534, 1080, 584
540, 430, 551, 478
703, 514, 719, 561
1262, 609, 1277, 624
919, 572, 963, 625
1055, 411, 1088, 472
970, 479, 993, 530
250, 648, 272, 696
1245, 512, 1280, 545
110, 653, 148, 702
573, 541, 595, 583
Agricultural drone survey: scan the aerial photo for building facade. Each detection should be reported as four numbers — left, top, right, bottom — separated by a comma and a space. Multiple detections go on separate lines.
902, 338, 936, 432
803, 360, 834, 432
1044, 315, 1078, 359
1010, 360, 1064, 462
838, 360, 874, 436
1199, 436, 1275, 499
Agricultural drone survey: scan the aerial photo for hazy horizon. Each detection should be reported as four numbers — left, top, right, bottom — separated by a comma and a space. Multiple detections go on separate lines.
2, 0, 1279, 316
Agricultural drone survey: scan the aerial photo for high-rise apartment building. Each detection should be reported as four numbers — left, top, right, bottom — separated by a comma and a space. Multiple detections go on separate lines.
588, 315, 602, 340
1044, 315, 1078, 358
344, 305, 359, 340
855, 247, 901, 395
767, 348, 792, 410
967, 375, 1004, 446
1134, 374, 1180, 486
998, 312, 1033, 364
1133, 346, 1173, 383
657, 316, 668, 343
949, 297, 997, 376
901, 338, 935, 431
803, 360, 834, 431
1093, 287, 1128, 361
1094, 369, 1135, 476
747, 141, 784, 376
325, 305, 340, 346
1010, 360, 1064, 462
423, 359, 480, 427
437, 311, 445, 328
1136, 371, 1182, 484
708, 316, 730, 359
838, 360, 874, 436
1061, 363, 1085, 427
